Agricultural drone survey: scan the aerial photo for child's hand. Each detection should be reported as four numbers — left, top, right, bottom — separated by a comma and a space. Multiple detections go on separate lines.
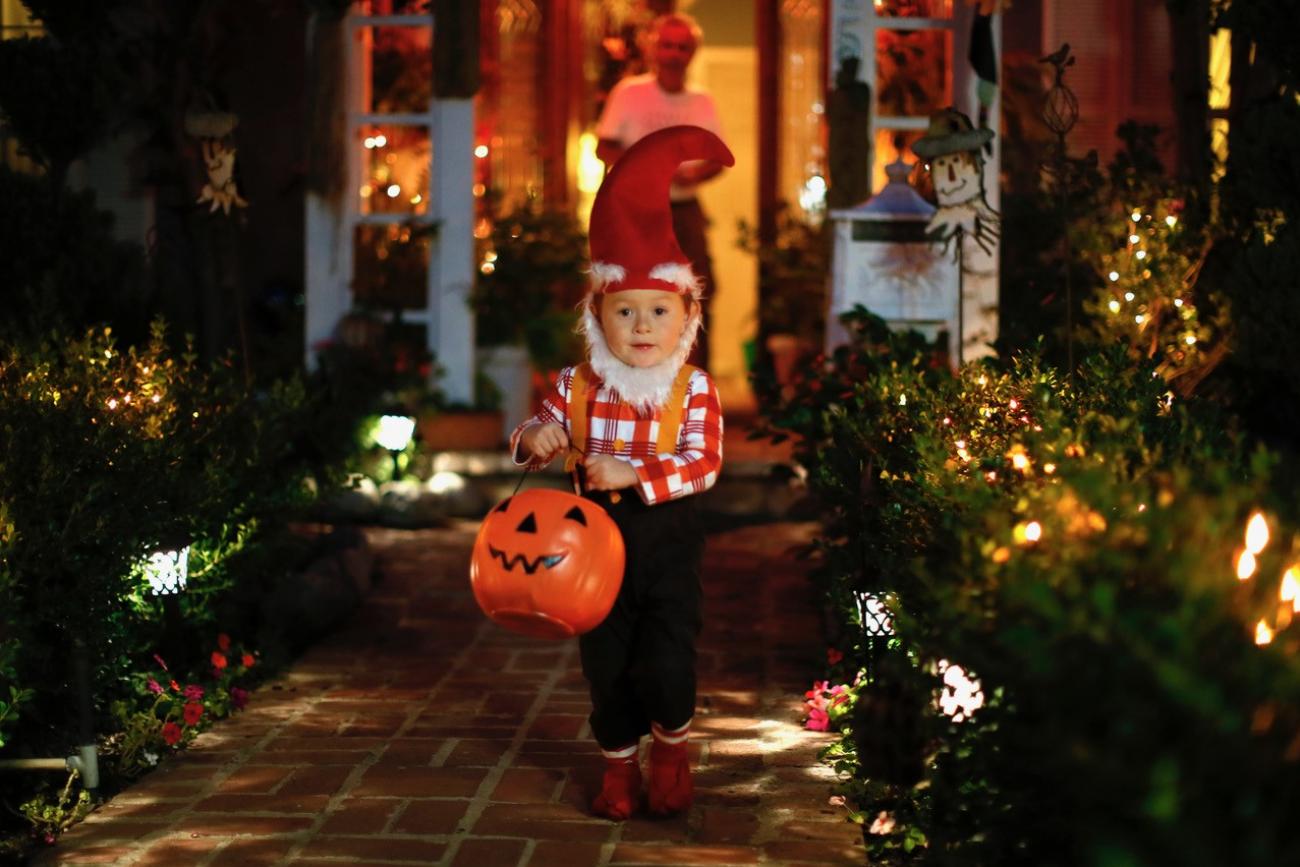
521, 423, 570, 463
584, 454, 639, 491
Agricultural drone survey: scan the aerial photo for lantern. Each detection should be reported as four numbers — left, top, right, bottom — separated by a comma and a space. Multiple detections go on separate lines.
470, 489, 624, 640
826, 158, 959, 359
144, 547, 190, 596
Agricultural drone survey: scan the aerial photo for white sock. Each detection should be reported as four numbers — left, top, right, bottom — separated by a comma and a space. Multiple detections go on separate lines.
651, 720, 690, 746
601, 743, 638, 761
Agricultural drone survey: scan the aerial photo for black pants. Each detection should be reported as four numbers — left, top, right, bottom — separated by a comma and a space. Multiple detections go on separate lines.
671, 199, 714, 371
578, 491, 705, 751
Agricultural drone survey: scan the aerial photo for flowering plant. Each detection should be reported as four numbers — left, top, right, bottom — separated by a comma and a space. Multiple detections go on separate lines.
110, 634, 256, 777
802, 678, 857, 732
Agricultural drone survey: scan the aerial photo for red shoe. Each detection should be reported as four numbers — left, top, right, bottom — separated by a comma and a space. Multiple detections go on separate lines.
592, 757, 642, 821
647, 739, 692, 816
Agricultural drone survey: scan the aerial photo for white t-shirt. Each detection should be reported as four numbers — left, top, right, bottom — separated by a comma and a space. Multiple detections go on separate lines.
596, 73, 725, 201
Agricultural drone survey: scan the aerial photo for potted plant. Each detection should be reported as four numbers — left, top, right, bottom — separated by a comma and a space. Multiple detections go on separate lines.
737, 204, 831, 386
470, 194, 588, 435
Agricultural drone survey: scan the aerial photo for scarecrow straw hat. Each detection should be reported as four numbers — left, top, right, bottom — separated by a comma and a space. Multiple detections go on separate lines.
910, 107, 994, 159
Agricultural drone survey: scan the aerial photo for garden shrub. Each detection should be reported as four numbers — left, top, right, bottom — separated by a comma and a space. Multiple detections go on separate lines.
0, 321, 310, 750
766, 309, 1300, 865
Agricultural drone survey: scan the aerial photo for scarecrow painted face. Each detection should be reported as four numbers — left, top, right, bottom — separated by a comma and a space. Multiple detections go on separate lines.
469, 489, 625, 639
929, 151, 982, 206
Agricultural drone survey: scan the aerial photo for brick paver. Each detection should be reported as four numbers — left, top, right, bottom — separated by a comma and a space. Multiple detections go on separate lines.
35, 522, 864, 866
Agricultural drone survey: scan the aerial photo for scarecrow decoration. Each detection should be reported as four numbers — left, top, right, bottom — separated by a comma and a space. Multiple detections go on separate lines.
912, 107, 1000, 260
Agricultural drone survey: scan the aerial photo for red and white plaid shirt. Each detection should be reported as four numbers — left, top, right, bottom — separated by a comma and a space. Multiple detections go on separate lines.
510, 365, 723, 506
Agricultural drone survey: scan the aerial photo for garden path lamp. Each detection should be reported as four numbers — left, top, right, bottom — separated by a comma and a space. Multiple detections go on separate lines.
374, 414, 416, 480
144, 547, 189, 595
146, 545, 191, 678
856, 591, 894, 683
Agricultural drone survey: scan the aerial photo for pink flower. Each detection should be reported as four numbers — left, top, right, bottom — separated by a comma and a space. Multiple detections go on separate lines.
210, 652, 228, 670
183, 684, 204, 702
146, 679, 163, 695
805, 707, 830, 731
868, 811, 897, 835
182, 702, 203, 726
153, 654, 169, 672
804, 680, 829, 700
161, 722, 183, 746
241, 653, 255, 668
230, 687, 249, 710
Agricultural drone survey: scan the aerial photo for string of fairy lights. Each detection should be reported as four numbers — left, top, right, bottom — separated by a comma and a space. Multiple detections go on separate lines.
1093, 200, 1211, 379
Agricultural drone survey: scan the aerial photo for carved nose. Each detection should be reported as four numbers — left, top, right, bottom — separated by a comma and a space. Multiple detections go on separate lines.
947, 164, 956, 182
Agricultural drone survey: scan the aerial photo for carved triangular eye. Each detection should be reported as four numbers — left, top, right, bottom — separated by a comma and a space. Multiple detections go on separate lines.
516, 513, 538, 533
494, 497, 512, 513
564, 506, 587, 526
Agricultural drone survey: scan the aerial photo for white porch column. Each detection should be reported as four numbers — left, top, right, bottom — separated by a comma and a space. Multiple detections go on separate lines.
429, 98, 475, 405
951, 4, 1002, 361
304, 194, 351, 366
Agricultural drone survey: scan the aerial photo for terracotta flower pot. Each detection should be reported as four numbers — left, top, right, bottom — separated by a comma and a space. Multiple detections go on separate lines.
417, 411, 504, 451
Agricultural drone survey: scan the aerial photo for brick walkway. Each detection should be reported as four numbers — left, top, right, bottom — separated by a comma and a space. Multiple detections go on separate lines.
35, 522, 864, 866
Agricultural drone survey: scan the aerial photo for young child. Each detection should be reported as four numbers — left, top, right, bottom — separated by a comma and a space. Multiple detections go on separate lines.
510, 125, 733, 820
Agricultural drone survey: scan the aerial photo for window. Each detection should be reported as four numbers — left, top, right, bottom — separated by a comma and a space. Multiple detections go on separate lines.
831, 0, 958, 194
780, 0, 827, 222
347, 2, 435, 318
1207, 27, 1230, 182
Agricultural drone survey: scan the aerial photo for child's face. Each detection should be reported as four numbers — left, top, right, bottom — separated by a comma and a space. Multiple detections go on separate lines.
597, 289, 694, 368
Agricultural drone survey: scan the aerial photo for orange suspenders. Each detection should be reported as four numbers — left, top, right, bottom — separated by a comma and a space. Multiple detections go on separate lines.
564, 363, 698, 497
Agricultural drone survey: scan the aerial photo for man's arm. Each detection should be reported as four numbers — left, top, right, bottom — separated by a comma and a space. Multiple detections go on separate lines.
596, 138, 624, 168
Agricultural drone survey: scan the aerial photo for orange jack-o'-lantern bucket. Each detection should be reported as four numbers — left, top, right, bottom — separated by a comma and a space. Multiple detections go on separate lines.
470, 488, 625, 640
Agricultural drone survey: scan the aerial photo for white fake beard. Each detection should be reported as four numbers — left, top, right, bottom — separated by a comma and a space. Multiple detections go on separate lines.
580, 301, 702, 413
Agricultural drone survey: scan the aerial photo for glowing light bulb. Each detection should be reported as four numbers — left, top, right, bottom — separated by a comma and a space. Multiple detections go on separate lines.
1174, 298, 1184, 307
386, 184, 401, 198
1129, 234, 1140, 244
1135, 250, 1147, 260
374, 134, 387, 147
1025, 521, 1042, 542
1255, 620, 1274, 645
1165, 215, 1177, 227
1237, 549, 1257, 581
474, 144, 489, 158
1245, 512, 1269, 555
1108, 300, 1121, 313
1184, 334, 1196, 345
1281, 567, 1299, 602
1135, 314, 1145, 324
1124, 292, 1135, 301
1109, 271, 1120, 282
898, 394, 907, 406
1043, 462, 1056, 474
1131, 210, 1142, 221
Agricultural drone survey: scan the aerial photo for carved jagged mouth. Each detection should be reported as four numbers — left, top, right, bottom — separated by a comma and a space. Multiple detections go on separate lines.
487, 545, 568, 575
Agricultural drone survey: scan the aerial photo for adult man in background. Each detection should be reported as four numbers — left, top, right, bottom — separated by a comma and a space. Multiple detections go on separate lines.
596, 12, 727, 370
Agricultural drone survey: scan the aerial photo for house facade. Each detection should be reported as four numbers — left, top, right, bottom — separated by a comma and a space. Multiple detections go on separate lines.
1, 0, 1223, 408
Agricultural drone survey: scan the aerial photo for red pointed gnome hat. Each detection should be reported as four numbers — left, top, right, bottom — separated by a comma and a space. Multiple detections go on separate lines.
588, 125, 734, 294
